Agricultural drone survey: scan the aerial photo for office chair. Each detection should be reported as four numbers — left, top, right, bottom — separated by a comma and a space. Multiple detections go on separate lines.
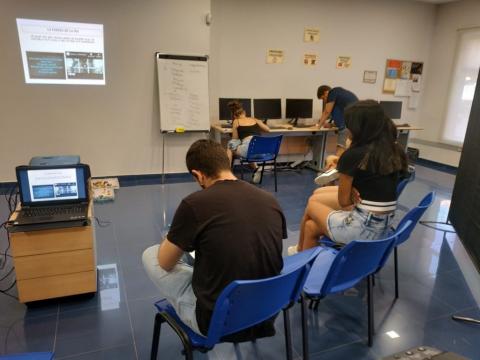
150, 247, 322, 360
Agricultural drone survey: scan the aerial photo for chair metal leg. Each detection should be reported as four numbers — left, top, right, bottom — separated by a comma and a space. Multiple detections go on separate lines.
367, 275, 374, 347
259, 161, 266, 184
300, 295, 309, 360
394, 247, 399, 299
372, 274, 376, 287
283, 309, 293, 360
240, 161, 244, 180
313, 299, 320, 311
274, 159, 278, 192
160, 312, 194, 360
150, 313, 162, 360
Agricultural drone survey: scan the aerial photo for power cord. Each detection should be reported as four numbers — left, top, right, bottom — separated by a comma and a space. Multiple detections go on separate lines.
419, 220, 456, 233
94, 217, 111, 228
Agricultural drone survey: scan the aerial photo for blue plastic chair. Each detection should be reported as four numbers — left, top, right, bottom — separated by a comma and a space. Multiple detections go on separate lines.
150, 247, 322, 360
389, 192, 435, 299
303, 222, 410, 347
0, 353, 54, 360
238, 135, 283, 191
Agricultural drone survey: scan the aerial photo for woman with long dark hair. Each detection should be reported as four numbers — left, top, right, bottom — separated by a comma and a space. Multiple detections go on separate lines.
289, 100, 408, 254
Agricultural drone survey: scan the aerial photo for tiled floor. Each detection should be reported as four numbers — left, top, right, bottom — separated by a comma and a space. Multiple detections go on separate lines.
1, 165, 479, 359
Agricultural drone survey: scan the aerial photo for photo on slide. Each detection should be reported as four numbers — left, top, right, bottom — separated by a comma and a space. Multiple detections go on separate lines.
66, 52, 104, 80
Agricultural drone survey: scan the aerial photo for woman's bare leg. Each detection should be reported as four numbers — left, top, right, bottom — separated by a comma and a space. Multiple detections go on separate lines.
297, 194, 335, 251
312, 186, 341, 210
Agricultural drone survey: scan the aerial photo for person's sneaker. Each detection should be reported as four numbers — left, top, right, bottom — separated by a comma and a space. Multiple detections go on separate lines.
314, 168, 339, 186
287, 245, 298, 256
252, 168, 262, 184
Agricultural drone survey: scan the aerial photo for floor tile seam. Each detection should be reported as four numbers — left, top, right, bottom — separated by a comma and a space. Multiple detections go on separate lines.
52, 305, 60, 353
126, 294, 159, 303
425, 305, 479, 323
55, 343, 135, 359
424, 307, 469, 323
307, 338, 366, 357
111, 222, 139, 360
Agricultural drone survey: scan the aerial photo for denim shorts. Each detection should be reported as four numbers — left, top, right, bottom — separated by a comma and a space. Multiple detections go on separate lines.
227, 136, 252, 157
326, 207, 394, 245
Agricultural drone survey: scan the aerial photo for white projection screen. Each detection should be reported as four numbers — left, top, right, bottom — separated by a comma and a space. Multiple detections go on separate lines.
16, 18, 105, 85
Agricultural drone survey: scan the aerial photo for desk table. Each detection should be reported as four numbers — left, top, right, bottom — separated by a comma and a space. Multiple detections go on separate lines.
211, 124, 336, 171
212, 124, 423, 171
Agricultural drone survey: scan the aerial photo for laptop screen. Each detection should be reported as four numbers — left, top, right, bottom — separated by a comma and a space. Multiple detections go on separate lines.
17, 165, 88, 206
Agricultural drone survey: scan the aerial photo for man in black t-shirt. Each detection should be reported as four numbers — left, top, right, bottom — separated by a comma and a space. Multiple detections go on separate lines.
142, 139, 286, 338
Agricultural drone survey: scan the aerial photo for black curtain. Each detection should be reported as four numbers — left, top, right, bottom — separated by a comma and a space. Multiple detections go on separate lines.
449, 70, 480, 271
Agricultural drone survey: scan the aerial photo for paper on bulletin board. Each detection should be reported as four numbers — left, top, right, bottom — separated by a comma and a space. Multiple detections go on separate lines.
266, 49, 284, 64
383, 78, 396, 93
394, 79, 412, 97
400, 61, 412, 79
304, 28, 320, 42
336, 56, 351, 69
408, 92, 420, 109
304, 53, 317, 66
363, 70, 377, 84
411, 74, 422, 92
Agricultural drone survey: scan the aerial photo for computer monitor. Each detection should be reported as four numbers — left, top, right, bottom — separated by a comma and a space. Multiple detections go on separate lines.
253, 99, 282, 122
379, 101, 402, 120
218, 98, 252, 120
286, 99, 313, 126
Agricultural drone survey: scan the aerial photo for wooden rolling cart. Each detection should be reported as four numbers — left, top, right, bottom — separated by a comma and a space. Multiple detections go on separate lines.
7, 202, 97, 303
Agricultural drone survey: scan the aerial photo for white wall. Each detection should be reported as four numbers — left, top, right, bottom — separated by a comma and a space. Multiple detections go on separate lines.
413, 0, 480, 166
210, 0, 436, 126
0, 0, 210, 182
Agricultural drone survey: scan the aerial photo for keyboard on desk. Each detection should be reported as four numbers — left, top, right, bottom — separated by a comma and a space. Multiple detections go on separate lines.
15, 204, 89, 226
22, 205, 86, 218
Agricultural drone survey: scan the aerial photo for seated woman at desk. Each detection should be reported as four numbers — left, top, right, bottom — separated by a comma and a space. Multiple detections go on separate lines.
226, 100, 270, 184
288, 100, 408, 254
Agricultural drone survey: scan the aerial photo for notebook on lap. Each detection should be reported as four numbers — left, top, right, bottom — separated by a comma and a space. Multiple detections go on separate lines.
13, 164, 90, 228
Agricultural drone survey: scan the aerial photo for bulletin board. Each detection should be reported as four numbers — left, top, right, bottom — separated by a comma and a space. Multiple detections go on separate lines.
383, 59, 423, 94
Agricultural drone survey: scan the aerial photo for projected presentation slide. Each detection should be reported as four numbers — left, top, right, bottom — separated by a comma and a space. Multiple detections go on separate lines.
16, 18, 105, 85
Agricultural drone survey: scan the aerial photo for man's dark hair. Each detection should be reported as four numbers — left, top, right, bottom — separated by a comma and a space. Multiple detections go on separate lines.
186, 139, 231, 178
317, 85, 331, 99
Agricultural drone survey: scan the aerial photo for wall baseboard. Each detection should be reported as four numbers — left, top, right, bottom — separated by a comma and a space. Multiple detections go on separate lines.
416, 158, 457, 175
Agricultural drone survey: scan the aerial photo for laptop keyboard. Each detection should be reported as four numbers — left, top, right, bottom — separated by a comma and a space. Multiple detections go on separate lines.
23, 205, 86, 218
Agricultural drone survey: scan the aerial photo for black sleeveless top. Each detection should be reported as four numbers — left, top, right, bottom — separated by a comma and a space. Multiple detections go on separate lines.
237, 123, 262, 140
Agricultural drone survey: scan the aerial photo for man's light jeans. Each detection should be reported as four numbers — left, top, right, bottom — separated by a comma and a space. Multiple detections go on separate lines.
142, 245, 202, 334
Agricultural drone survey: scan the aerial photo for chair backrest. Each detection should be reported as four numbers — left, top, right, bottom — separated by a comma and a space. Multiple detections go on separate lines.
395, 191, 435, 246
313, 226, 409, 296
205, 246, 322, 347
396, 177, 410, 198
245, 135, 283, 162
